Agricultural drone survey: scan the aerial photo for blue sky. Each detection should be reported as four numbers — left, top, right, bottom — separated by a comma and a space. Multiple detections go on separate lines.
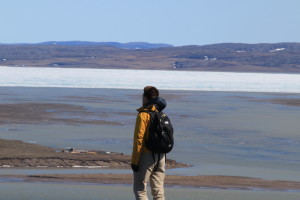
1, 0, 300, 46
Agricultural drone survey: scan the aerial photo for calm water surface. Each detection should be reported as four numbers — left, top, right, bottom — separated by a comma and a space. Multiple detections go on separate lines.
1, 182, 300, 200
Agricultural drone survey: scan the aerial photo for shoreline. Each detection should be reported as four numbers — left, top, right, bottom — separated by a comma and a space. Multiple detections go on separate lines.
3, 65, 300, 75
1, 173, 300, 191
1, 85, 300, 96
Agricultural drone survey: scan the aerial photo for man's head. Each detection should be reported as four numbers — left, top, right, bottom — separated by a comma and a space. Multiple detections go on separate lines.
143, 86, 159, 99
142, 86, 166, 111
143, 86, 159, 106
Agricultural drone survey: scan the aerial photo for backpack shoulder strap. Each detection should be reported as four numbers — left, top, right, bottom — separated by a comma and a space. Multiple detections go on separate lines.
139, 110, 156, 118
139, 110, 152, 114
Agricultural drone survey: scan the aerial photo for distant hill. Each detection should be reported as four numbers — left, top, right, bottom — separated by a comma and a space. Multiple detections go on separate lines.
1, 42, 300, 73
1, 41, 173, 49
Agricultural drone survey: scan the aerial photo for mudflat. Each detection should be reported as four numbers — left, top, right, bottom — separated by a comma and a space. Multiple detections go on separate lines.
0, 138, 186, 168
2, 173, 300, 191
0, 102, 124, 125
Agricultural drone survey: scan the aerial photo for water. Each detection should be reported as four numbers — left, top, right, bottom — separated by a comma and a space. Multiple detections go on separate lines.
0, 87, 299, 181
1, 67, 300, 199
1, 66, 300, 93
0, 182, 300, 200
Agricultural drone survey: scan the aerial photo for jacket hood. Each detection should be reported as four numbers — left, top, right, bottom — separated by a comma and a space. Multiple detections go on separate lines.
144, 97, 167, 112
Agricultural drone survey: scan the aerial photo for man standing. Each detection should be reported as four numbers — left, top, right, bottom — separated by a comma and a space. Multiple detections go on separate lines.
131, 86, 167, 200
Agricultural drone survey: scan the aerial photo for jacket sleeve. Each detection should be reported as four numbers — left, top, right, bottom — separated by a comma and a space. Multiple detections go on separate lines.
131, 112, 150, 165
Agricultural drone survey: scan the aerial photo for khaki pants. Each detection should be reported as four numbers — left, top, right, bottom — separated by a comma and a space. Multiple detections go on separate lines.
133, 153, 166, 200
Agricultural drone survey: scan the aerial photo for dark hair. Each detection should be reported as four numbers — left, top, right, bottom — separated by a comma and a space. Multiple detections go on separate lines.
143, 86, 159, 99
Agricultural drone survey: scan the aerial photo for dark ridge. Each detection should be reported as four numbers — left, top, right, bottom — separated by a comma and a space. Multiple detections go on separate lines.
1, 42, 300, 73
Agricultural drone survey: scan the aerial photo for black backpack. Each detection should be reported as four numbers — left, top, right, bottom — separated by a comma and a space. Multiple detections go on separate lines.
142, 110, 174, 154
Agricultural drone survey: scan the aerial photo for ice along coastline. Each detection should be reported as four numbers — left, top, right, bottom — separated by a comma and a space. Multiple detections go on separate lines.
1, 66, 300, 93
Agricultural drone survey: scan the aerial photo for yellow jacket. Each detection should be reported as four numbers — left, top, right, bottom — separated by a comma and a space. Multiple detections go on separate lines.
131, 105, 157, 165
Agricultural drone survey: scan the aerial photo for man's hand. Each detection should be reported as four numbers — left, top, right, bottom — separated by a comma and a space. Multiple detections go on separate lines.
131, 164, 139, 172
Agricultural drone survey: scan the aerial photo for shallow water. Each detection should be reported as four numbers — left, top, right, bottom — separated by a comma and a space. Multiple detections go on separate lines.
0, 182, 300, 200
0, 87, 299, 182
